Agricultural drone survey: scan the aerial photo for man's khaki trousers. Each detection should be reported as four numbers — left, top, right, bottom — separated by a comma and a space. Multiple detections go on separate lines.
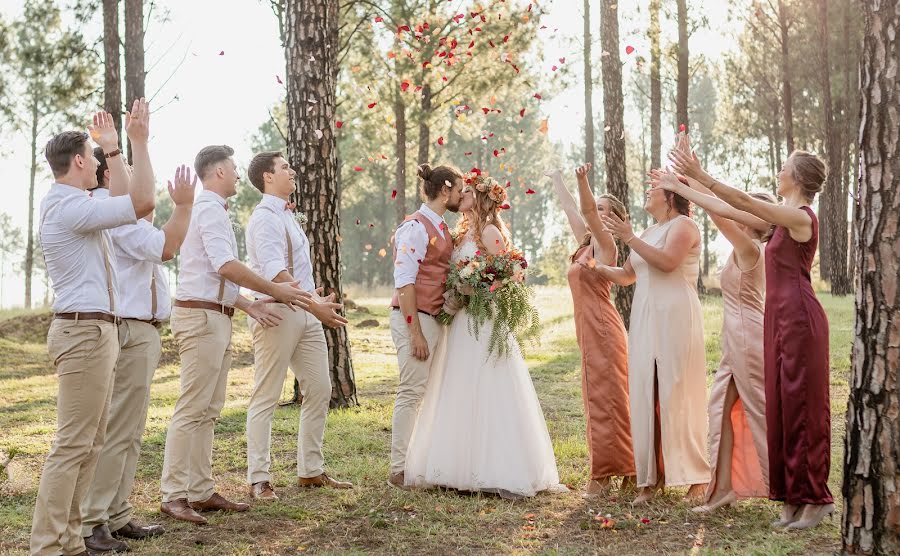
246, 304, 330, 483
81, 320, 161, 536
30, 319, 119, 556
389, 311, 442, 475
160, 307, 232, 503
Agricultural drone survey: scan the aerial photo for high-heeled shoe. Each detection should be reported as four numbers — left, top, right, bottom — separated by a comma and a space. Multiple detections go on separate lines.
771, 503, 803, 528
691, 490, 737, 513
786, 503, 835, 530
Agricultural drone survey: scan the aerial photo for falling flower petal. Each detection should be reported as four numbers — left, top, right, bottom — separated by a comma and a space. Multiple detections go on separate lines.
679, 123, 687, 132
276, 75, 283, 84
374, 16, 383, 23
625, 45, 635, 55
437, 136, 445, 145
539, 119, 548, 134
526, 188, 535, 194
218, 50, 225, 55
354, 166, 363, 172
367, 102, 377, 109
378, 248, 387, 257
335, 120, 343, 128
391, 189, 398, 199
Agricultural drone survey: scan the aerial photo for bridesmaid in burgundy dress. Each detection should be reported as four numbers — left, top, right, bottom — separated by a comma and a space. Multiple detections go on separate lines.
670, 143, 834, 530
548, 164, 635, 496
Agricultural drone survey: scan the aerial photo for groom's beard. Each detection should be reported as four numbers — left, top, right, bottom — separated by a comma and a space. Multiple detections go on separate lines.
446, 198, 461, 213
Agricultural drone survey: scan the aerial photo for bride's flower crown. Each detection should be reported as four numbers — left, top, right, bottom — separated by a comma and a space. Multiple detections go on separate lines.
465, 170, 507, 206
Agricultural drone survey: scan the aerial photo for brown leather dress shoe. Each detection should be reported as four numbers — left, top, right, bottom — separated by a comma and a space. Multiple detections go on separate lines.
298, 472, 353, 489
112, 520, 165, 540
190, 492, 250, 512
387, 471, 409, 490
250, 481, 279, 500
160, 498, 208, 525
83, 524, 129, 554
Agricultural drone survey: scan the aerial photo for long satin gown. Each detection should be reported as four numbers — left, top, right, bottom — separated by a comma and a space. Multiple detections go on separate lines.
764, 207, 832, 505
568, 243, 635, 480
628, 215, 710, 488
705, 243, 768, 502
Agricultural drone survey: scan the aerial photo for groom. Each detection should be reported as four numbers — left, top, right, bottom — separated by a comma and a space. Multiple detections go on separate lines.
388, 163, 464, 488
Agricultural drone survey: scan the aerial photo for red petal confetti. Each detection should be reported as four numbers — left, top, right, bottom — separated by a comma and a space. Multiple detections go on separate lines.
640, 518, 651, 524
533, 93, 542, 100
526, 188, 535, 194
500, 203, 511, 210
437, 136, 445, 145
374, 16, 383, 23
400, 81, 410, 92
519, 108, 526, 117
218, 50, 225, 55
398, 25, 410, 32
391, 189, 398, 199
625, 45, 635, 55
406, 315, 413, 324
493, 149, 499, 157
276, 75, 283, 84
559, 57, 566, 63
464, 151, 473, 156
679, 123, 686, 132
354, 166, 363, 172
335, 120, 343, 128
367, 102, 377, 109
551, 65, 558, 71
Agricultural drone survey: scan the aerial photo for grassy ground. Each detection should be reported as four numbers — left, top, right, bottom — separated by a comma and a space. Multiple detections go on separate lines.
0, 287, 853, 555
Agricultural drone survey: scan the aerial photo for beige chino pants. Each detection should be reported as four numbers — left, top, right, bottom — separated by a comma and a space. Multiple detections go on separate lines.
246, 304, 330, 483
389, 311, 443, 475
81, 320, 161, 536
159, 307, 232, 503
30, 319, 119, 556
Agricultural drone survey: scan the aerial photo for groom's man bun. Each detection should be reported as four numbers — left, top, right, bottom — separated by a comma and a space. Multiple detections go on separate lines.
417, 163, 462, 201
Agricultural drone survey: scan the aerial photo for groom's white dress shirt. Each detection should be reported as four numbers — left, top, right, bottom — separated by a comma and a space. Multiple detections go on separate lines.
174, 190, 240, 306
40, 182, 137, 314
246, 193, 316, 296
392, 203, 447, 289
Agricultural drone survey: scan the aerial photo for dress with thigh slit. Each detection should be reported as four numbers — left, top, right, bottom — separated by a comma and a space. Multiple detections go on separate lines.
705, 243, 768, 502
628, 215, 710, 488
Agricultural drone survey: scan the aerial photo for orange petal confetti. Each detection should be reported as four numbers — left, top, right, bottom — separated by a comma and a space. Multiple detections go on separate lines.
539, 119, 548, 134
378, 248, 387, 257
365, 244, 373, 251
430, 236, 437, 246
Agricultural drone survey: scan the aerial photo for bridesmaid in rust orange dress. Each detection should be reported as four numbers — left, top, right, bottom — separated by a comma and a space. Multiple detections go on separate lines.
549, 164, 635, 495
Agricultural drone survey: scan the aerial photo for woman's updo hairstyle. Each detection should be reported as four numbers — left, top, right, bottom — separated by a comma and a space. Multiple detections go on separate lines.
789, 150, 827, 201
417, 163, 463, 201
665, 189, 692, 217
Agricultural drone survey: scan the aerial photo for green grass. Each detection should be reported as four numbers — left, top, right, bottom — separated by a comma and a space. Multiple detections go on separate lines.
0, 287, 851, 555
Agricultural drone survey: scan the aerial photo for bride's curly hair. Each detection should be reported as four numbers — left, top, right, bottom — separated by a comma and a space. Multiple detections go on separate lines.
454, 172, 512, 252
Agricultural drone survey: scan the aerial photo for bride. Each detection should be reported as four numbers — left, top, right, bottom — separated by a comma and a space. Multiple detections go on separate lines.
403, 177, 564, 499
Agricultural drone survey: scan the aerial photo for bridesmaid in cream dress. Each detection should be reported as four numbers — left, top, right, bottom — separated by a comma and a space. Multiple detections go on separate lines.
652, 166, 774, 513
596, 179, 709, 504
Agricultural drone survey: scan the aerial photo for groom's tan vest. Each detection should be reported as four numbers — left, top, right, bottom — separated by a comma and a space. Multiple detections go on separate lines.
390, 211, 452, 316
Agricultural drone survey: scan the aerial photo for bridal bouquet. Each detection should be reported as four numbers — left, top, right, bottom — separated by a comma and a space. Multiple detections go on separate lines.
438, 248, 542, 357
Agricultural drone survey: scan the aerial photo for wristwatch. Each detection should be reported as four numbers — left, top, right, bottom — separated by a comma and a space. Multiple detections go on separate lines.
104, 149, 121, 159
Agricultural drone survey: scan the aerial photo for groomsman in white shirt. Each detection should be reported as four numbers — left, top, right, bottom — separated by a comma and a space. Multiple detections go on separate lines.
31, 101, 156, 556
80, 160, 195, 553
244, 151, 351, 500
159, 145, 313, 525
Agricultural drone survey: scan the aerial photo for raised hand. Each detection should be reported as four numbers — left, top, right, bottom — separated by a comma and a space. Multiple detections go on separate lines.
669, 147, 711, 184
246, 299, 284, 328
574, 163, 592, 182
88, 111, 120, 152
168, 165, 197, 207
648, 168, 681, 192
600, 212, 636, 244
543, 168, 563, 180
124, 98, 151, 144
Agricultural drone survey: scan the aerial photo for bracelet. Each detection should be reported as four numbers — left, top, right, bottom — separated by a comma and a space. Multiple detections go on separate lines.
104, 149, 121, 159
624, 236, 635, 245
706, 179, 717, 191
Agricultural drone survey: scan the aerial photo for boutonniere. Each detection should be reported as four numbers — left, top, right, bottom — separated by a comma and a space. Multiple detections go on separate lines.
294, 212, 308, 228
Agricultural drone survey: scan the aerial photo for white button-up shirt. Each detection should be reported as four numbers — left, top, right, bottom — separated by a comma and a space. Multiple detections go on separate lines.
174, 189, 239, 306
40, 182, 137, 314
94, 188, 171, 320
393, 204, 447, 289
246, 194, 316, 297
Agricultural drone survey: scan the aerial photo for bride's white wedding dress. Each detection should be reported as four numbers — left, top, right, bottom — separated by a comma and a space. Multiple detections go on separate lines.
404, 234, 564, 498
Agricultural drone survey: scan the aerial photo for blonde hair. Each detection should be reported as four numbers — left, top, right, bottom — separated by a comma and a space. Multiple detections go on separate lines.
455, 184, 512, 252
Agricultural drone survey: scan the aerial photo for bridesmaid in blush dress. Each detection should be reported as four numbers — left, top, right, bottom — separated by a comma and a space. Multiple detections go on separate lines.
652, 165, 774, 513
549, 164, 635, 496
671, 143, 834, 530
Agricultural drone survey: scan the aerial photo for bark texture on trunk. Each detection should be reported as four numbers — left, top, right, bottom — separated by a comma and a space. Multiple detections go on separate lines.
25, 98, 38, 309
649, 0, 661, 169
124, 0, 144, 164
599, 0, 633, 327
102, 0, 121, 139
841, 1, 900, 552
583, 0, 596, 184
394, 93, 408, 222
417, 82, 432, 165
675, 0, 689, 130
285, 0, 357, 408
778, 0, 795, 153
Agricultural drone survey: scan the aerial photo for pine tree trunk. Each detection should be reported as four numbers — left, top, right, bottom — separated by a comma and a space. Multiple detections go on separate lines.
599, 0, 632, 328
394, 93, 407, 222
778, 0, 795, 153
818, 0, 834, 283
25, 97, 38, 309
650, 0, 661, 169
285, 0, 357, 408
841, 1, 900, 551
102, 0, 121, 139
675, 0, 689, 130
124, 0, 144, 164
417, 82, 432, 165
583, 0, 596, 184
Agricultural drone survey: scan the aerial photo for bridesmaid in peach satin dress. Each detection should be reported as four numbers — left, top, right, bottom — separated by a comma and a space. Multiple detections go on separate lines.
652, 169, 774, 512
549, 165, 635, 495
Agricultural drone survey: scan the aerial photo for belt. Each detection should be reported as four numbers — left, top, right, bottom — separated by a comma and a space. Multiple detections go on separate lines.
392, 307, 438, 318
123, 317, 165, 329
54, 312, 120, 324
174, 300, 235, 317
